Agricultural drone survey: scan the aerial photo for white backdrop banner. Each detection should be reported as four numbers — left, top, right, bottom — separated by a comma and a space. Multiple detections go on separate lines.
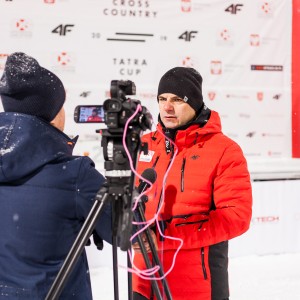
0, 0, 293, 164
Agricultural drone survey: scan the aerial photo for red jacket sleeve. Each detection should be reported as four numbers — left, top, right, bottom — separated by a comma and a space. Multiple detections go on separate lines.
197, 142, 253, 247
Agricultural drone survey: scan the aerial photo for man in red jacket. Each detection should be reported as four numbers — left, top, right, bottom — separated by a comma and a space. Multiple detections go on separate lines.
132, 67, 252, 300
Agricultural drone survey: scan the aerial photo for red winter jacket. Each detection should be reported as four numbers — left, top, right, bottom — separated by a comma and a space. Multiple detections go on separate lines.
132, 110, 252, 300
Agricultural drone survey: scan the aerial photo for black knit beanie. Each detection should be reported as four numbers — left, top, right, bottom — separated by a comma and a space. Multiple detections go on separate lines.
0, 52, 65, 122
157, 67, 203, 113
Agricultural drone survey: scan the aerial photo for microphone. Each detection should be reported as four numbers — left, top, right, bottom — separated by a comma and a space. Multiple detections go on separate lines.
134, 168, 157, 224
137, 168, 157, 194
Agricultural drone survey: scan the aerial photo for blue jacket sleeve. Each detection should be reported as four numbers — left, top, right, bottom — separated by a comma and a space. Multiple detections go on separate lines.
75, 156, 112, 244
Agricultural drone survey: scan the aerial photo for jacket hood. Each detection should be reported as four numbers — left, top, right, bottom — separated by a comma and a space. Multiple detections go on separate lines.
0, 112, 77, 183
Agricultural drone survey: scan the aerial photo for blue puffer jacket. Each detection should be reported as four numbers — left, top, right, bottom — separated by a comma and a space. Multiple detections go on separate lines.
0, 112, 112, 299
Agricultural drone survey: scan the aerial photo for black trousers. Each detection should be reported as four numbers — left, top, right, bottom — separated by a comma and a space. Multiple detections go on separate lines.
133, 292, 148, 300
133, 292, 229, 300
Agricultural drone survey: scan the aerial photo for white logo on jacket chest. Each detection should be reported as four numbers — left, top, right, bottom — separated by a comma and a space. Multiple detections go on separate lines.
139, 150, 155, 162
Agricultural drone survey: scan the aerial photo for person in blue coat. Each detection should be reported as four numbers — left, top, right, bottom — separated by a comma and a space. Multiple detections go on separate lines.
0, 52, 112, 299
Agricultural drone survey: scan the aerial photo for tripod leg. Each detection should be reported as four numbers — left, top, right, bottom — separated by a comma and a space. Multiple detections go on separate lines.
135, 232, 163, 300
127, 253, 133, 300
112, 235, 119, 300
45, 192, 110, 300
135, 203, 173, 300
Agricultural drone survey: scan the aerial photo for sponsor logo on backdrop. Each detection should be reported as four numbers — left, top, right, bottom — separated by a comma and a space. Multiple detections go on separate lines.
181, 0, 191, 12
258, 1, 274, 17
246, 131, 256, 138
251, 65, 283, 71
244, 152, 262, 157
210, 60, 222, 74
103, 1, 157, 18
226, 133, 239, 139
208, 92, 216, 101
273, 94, 282, 100
52, 52, 76, 72
250, 33, 278, 46
11, 19, 33, 38
91, 32, 101, 39
220, 29, 230, 41
257, 92, 264, 101
52, 24, 74, 36
252, 216, 280, 224
262, 113, 284, 118
180, 0, 212, 12
267, 151, 282, 157
224, 63, 244, 73
137, 91, 157, 100
112, 58, 147, 76
0, 54, 9, 70
226, 93, 249, 99
80, 91, 91, 98
178, 31, 198, 42
217, 28, 234, 46
225, 3, 243, 14
107, 32, 154, 42
44, 0, 70, 3
262, 133, 284, 137
182, 56, 194, 68
250, 34, 260, 46
239, 113, 250, 119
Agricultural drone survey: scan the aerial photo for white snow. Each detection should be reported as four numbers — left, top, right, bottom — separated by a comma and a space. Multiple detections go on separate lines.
89, 252, 300, 300
0, 144, 16, 155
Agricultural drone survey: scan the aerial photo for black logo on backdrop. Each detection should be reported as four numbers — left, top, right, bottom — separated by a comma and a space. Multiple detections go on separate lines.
107, 32, 154, 43
80, 91, 91, 98
52, 24, 74, 36
246, 132, 256, 138
225, 4, 243, 14
251, 65, 283, 71
178, 31, 198, 42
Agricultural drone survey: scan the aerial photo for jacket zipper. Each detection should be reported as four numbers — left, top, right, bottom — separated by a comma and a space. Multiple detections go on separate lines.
181, 157, 186, 192
201, 247, 208, 280
175, 219, 208, 227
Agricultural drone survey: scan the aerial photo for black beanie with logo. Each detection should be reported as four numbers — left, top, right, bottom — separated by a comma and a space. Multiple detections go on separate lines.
157, 67, 204, 113
0, 52, 65, 122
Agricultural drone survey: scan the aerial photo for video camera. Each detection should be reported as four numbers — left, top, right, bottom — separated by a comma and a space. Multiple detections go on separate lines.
74, 80, 152, 131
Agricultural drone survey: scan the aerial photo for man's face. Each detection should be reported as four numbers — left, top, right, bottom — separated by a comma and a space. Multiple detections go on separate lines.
158, 93, 196, 129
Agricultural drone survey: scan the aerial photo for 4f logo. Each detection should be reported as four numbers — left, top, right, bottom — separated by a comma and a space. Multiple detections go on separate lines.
225, 4, 243, 14
178, 31, 198, 42
52, 24, 74, 36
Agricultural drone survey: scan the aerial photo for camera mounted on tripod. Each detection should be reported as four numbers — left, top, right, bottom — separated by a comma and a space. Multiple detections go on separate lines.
103, 80, 152, 132
97, 80, 151, 251
47, 81, 171, 300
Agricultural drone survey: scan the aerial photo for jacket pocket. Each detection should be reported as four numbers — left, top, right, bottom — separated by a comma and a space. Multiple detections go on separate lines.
175, 220, 208, 227
201, 247, 208, 280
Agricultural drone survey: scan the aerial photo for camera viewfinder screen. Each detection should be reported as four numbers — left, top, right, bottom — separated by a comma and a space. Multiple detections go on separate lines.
79, 106, 104, 123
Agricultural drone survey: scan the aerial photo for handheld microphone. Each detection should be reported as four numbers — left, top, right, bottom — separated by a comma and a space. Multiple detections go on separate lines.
137, 168, 157, 195
134, 168, 157, 223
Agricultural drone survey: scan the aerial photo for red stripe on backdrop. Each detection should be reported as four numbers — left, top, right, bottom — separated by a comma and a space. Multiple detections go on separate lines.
292, 0, 300, 157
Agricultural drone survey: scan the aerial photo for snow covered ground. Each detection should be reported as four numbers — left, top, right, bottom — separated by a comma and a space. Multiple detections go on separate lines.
90, 252, 300, 300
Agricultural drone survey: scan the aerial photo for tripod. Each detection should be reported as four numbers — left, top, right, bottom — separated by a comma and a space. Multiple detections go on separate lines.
45, 129, 172, 300
45, 178, 172, 300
